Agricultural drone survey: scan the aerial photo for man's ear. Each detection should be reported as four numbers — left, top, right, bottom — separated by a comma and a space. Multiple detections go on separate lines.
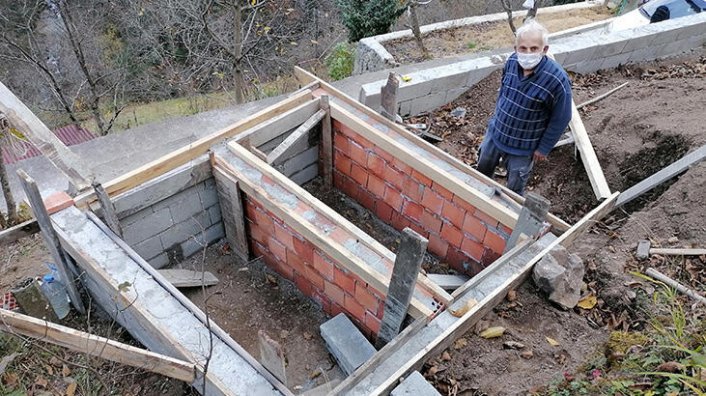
543, 45, 549, 54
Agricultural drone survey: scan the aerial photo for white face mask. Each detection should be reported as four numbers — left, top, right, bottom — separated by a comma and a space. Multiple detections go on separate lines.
517, 52, 543, 70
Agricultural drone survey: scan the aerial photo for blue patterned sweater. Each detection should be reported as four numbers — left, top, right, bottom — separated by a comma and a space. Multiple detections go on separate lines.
488, 54, 573, 156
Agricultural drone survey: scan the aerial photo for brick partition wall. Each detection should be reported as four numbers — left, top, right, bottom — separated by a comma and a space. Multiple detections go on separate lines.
243, 195, 385, 338
331, 120, 512, 276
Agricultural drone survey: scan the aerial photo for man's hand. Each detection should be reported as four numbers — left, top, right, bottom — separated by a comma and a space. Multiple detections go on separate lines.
533, 151, 547, 162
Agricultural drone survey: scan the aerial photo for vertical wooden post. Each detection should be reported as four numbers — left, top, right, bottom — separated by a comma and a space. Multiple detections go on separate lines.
212, 163, 250, 261
257, 330, 287, 386
320, 95, 333, 187
93, 182, 122, 237
17, 170, 85, 314
380, 73, 400, 122
504, 193, 550, 253
376, 228, 428, 348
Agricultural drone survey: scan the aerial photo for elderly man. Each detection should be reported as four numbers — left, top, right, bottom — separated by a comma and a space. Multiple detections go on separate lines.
476, 19, 573, 196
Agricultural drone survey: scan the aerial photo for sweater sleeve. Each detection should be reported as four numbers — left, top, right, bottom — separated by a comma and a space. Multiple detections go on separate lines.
536, 80, 573, 156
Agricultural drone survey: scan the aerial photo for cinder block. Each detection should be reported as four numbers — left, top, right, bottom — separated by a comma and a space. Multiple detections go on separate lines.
320, 313, 376, 375
122, 207, 173, 245
147, 252, 170, 269
599, 52, 632, 70
180, 223, 225, 258
154, 186, 204, 225
199, 179, 219, 209
391, 371, 441, 396
158, 211, 211, 249
131, 234, 164, 261
207, 204, 222, 225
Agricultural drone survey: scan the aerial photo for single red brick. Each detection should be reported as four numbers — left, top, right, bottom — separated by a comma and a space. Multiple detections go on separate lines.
333, 132, 350, 154
467, 260, 486, 277
274, 222, 294, 250
334, 267, 356, 295
461, 237, 485, 262
367, 174, 386, 198
344, 294, 366, 321
427, 233, 449, 257
383, 185, 404, 212
421, 189, 444, 213
294, 273, 314, 297
245, 201, 259, 220
373, 146, 394, 163
408, 222, 428, 239
334, 151, 352, 175
287, 249, 307, 275
481, 248, 502, 267
351, 132, 373, 150
440, 223, 463, 248
403, 177, 425, 202
349, 141, 367, 166
329, 302, 345, 318
253, 207, 275, 233
275, 260, 295, 281
305, 265, 325, 290
293, 238, 314, 263
358, 189, 376, 212
364, 311, 382, 335
384, 165, 405, 191
441, 200, 464, 229
484, 230, 507, 255
462, 214, 488, 242
367, 152, 386, 178
475, 209, 500, 229
402, 201, 423, 222
350, 163, 369, 186
432, 182, 453, 200
376, 201, 394, 223
338, 174, 360, 200
445, 247, 470, 274
268, 237, 287, 263
452, 195, 478, 214
499, 223, 514, 237
390, 211, 411, 232
250, 240, 267, 258
247, 221, 268, 244
420, 210, 442, 234
392, 158, 412, 174
325, 280, 346, 306
412, 169, 433, 187
354, 282, 379, 312
314, 252, 335, 281
335, 121, 356, 139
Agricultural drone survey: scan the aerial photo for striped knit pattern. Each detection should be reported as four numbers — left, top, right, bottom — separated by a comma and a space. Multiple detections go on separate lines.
488, 54, 573, 156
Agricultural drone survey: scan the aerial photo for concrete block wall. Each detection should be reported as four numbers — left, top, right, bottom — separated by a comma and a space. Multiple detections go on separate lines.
331, 120, 511, 276
113, 156, 225, 268
244, 195, 385, 338
359, 12, 706, 117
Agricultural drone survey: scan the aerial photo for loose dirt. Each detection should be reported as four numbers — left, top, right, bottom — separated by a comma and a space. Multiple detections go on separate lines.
387, 7, 612, 65
410, 49, 706, 394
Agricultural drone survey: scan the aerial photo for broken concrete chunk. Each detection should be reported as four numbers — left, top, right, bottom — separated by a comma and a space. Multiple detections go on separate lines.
532, 245, 585, 309
320, 313, 376, 375
391, 371, 441, 396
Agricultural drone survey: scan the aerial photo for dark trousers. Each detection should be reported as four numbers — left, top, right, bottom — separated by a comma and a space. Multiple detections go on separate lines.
477, 133, 534, 196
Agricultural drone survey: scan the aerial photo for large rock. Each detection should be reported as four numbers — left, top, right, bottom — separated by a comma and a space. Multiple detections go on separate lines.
533, 245, 584, 309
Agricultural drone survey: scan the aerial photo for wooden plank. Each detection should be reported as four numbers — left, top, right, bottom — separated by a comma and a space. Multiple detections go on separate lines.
330, 102, 519, 229
649, 248, 706, 256
616, 144, 706, 207
320, 95, 333, 186
0, 81, 92, 191
212, 165, 250, 261
251, 146, 268, 162
294, 66, 571, 235
0, 309, 197, 383
213, 153, 434, 319
235, 98, 321, 148
376, 228, 428, 348
258, 330, 288, 386
225, 142, 451, 307
17, 170, 85, 314
73, 89, 313, 207
567, 101, 612, 200
0, 219, 39, 246
158, 269, 219, 288
380, 73, 400, 122
267, 109, 326, 164
369, 193, 620, 394
82, 211, 293, 395
93, 182, 122, 237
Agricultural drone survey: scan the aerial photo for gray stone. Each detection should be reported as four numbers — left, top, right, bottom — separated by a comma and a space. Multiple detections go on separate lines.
320, 313, 376, 376
391, 371, 441, 396
532, 245, 584, 309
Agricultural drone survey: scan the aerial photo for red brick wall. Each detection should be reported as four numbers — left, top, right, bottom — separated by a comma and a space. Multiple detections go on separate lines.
331, 120, 513, 276
244, 196, 384, 337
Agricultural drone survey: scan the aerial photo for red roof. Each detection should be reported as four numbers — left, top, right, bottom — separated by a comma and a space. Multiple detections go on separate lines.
1, 124, 96, 164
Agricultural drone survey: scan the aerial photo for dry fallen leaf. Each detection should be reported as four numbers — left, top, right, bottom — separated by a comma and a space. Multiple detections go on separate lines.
35, 375, 48, 388
480, 326, 506, 339
66, 381, 78, 396
62, 365, 71, 377
520, 349, 534, 359
546, 337, 560, 347
577, 294, 598, 310
453, 338, 468, 350
507, 290, 517, 302
449, 299, 477, 317
302, 332, 313, 341
441, 351, 452, 361
656, 361, 685, 373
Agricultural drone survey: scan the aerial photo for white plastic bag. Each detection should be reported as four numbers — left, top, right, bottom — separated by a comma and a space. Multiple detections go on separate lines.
522, 0, 535, 9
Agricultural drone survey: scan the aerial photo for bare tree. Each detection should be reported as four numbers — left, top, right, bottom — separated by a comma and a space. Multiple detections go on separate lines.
500, 0, 517, 35
524, 0, 541, 22
407, 1, 432, 60
0, 113, 20, 227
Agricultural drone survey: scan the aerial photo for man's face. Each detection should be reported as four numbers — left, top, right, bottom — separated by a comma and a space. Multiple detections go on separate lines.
514, 31, 547, 55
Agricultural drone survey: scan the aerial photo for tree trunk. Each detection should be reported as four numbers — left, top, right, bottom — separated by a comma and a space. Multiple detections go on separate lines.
525, 0, 540, 22
500, 0, 517, 35
233, 4, 245, 104
409, 2, 429, 60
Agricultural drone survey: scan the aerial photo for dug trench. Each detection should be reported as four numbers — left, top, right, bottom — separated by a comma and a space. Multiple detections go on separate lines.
403, 50, 706, 394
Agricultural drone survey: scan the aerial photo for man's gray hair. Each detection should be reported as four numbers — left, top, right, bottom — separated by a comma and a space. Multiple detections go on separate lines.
515, 19, 549, 46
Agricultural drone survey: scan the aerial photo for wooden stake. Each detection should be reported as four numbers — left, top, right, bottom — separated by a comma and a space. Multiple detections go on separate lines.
576, 82, 629, 110
320, 95, 333, 187
17, 170, 85, 314
0, 309, 197, 383
93, 182, 122, 237
211, 162, 250, 261
646, 267, 706, 305
380, 73, 400, 122
376, 228, 428, 348
267, 109, 326, 164
257, 330, 287, 386
504, 193, 550, 253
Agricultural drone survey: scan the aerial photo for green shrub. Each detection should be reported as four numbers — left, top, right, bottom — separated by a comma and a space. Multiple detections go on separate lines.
335, 0, 407, 42
325, 42, 354, 81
